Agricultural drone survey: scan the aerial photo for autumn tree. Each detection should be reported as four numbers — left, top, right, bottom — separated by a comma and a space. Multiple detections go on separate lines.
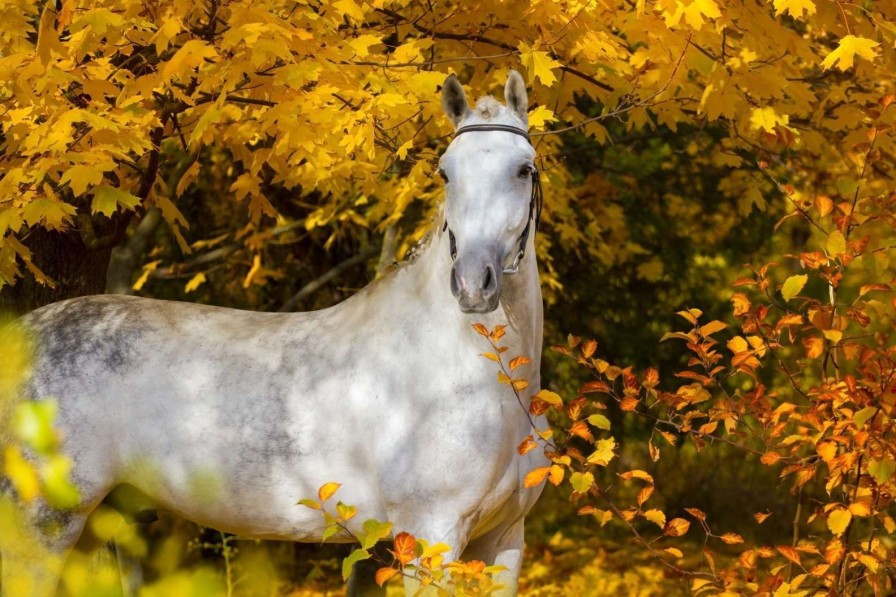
2, 0, 896, 593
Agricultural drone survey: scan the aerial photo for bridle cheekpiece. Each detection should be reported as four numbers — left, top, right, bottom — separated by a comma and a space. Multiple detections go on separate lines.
444, 123, 543, 275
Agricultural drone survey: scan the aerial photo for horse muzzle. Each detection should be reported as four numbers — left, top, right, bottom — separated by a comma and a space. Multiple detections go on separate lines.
451, 256, 501, 313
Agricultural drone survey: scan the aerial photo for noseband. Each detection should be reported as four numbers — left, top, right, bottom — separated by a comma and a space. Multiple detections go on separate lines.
443, 124, 544, 275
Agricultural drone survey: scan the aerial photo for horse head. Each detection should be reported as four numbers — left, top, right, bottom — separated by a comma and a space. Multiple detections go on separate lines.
439, 70, 539, 314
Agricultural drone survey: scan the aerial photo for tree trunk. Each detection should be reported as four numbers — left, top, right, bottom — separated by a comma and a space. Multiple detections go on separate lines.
0, 214, 129, 315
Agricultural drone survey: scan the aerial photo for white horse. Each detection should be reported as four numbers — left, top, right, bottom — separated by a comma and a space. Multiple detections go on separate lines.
1, 71, 547, 596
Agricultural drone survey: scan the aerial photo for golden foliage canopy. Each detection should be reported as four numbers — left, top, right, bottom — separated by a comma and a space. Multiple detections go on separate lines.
0, 0, 894, 296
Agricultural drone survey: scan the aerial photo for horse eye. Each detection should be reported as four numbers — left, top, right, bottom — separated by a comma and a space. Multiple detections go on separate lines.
439, 169, 449, 183
518, 165, 533, 178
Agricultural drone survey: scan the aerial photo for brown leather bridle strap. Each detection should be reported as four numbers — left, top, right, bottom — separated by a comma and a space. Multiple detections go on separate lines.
454, 123, 531, 142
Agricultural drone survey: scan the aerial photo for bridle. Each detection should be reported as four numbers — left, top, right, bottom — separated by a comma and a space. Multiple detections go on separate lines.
442, 123, 544, 275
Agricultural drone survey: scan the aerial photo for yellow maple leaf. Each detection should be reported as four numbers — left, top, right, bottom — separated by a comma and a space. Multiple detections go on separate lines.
527, 106, 556, 129
184, 272, 206, 293
663, 0, 721, 29
749, 106, 789, 133
821, 35, 880, 71
772, 0, 815, 18
518, 42, 562, 87
333, 0, 365, 22
161, 39, 217, 81
60, 164, 105, 197
347, 34, 381, 58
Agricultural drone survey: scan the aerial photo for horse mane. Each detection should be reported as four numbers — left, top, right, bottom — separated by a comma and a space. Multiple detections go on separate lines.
472, 96, 505, 121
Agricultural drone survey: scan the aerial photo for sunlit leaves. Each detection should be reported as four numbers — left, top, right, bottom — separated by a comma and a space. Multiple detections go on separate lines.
749, 107, 789, 133
517, 42, 561, 86
318, 482, 341, 503
781, 274, 808, 301
773, 0, 816, 18
643, 509, 666, 528
524, 467, 550, 488
391, 532, 417, 566
719, 533, 743, 545
827, 508, 852, 536
375, 567, 399, 586
821, 35, 880, 71
663, 518, 690, 537
341, 549, 369, 581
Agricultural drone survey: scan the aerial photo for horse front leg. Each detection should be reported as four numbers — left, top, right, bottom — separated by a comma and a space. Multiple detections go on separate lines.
459, 518, 526, 596
0, 500, 89, 597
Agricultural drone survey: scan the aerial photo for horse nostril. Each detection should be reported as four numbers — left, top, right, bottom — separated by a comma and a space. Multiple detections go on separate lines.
483, 264, 496, 293
450, 265, 461, 298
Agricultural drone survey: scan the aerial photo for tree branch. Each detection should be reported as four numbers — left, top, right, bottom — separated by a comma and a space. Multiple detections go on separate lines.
278, 247, 377, 312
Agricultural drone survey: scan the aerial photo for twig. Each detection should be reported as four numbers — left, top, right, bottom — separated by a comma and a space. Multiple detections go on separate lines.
278, 247, 377, 312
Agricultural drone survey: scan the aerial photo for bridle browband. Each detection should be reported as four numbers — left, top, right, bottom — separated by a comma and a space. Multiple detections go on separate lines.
443, 123, 544, 275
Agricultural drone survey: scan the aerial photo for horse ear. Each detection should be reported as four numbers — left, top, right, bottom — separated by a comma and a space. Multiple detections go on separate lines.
441, 74, 470, 127
504, 70, 528, 125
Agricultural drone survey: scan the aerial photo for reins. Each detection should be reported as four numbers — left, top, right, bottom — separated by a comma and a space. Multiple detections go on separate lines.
443, 123, 544, 275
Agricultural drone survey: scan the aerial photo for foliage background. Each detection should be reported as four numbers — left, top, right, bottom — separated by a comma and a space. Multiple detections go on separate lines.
1, 0, 895, 594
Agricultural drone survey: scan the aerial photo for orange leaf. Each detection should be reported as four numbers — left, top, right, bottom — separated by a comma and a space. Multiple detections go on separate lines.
392, 532, 417, 566
524, 467, 550, 488
620, 470, 655, 484
848, 501, 871, 517
480, 352, 499, 362
664, 547, 683, 558
754, 511, 772, 524
637, 485, 655, 506
760, 452, 781, 465
509, 356, 531, 371
548, 464, 565, 486
620, 396, 639, 411
517, 436, 538, 456
375, 567, 400, 586
581, 380, 611, 394
803, 336, 824, 359
569, 420, 593, 442
859, 283, 890, 297
472, 323, 489, 337
824, 538, 845, 564
776, 545, 800, 565
699, 320, 727, 337
720, 533, 743, 544
731, 292, 751, 317
663, 518, 690, 537
489, 325, 506, 342
582, 339, 597, 358
685, 507, 706, 521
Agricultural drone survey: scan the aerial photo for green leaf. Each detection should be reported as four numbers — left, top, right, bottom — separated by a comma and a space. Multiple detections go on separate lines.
41, 454, 81, 509
360, 519, 393, 550
570, 471, 594, 493
13, 400, 59, 455
781, 274, 808, 302
587, 414, 611, 430
322, 524, 340, 541
853, 406, 877, 428
342, 548, 370, 580
826, 230, 847, 256
868, 458, 895, 484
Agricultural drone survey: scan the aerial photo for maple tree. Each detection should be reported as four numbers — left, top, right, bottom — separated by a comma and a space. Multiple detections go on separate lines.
2, 0, 896, 594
